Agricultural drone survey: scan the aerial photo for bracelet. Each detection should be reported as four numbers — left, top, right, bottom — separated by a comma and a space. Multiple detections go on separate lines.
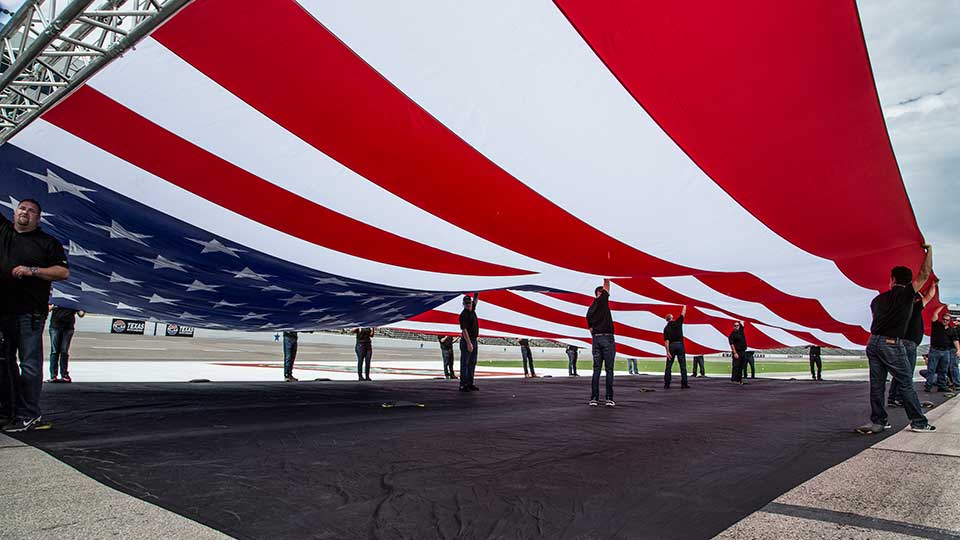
29, 266, 38, 276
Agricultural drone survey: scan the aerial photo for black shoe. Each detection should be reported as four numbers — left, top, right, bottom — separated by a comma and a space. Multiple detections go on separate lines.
681, 384, 690, 389
3, 416, 42, 433
468, 385, 480, 391
459, 386, 470, 392
663, 385, 670, 389
887, 400, 903, 408
365, 376, 372, 381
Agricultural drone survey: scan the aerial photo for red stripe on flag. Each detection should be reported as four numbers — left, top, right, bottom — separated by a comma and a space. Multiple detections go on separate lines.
554, 0, 926, 292
43, 86, 531, 277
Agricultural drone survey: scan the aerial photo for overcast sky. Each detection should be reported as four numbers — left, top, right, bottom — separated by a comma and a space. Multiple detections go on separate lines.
859, 1, 960, 304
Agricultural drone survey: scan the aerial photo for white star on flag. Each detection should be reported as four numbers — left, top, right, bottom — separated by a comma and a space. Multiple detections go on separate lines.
138, 254, 188, 272
2, 196, 55, 224
227, 267, 273, 281
212, 299, 245, 308
299, 307, 329, 316
79, 281, 109, 296
314, 277, 349, 286
186, 237, 246, 257
258, 323, 286, 330
18, 168, 96, 202
177, 279, 220, 292
334, 290, 363, 297
107, 271, 143, 287
240, 312, 268, 321
68, 240, 104, 262
313, 314, 348, 325
175, 312, 206, 321
90, 220, 151, 246
359, 296, 386, 305
259, 285, 290, 292
104, 301, 143, 312
51, 288, 78, 301
280, 294, 315, 306
139, 293, 179, 305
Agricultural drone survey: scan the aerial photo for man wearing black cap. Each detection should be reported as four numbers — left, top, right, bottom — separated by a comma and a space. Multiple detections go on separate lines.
1, 199, 70, 433
888, 282, 936, 406
663, 305, 689, 389
586, 279, 615, 407
459, 293, 480, 392
728, 321, 748, 384
861, 244, 935, 434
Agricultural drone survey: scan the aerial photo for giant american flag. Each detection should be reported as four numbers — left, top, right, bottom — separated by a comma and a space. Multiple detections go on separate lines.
0, 0, 941, 357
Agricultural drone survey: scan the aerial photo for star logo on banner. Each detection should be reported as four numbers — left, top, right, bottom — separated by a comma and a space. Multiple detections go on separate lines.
259, 285, 290, 293
68, 241, 104, 262
314, 277, 349, 287
240, 312, 267, 321
89, 220, 151, 246
334, 290, 363, 297
186, 238, 246, 258
280, 294, 314, 306
212, 299, 245, 309
299, 307, 329, 316
79, 281, 109, 296
139, 293, 179, 305
227, 267, 273, 281
138, 255, 188, 272
104, 301, 143, 312
107, 271, 143, 287
1, 196, 55, 224
175, 312, 206, 321
51, 288, 78, 301
177, 279, 221, 293
18, 168, 96, 202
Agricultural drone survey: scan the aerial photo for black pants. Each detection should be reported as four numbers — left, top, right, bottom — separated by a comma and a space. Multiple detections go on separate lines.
809, 354, 822, 380
0, 319, 16, 418
665, 342, 687, 387
741, 351, 755, 378
691, 355, 705, 377
731, 349, 747, 382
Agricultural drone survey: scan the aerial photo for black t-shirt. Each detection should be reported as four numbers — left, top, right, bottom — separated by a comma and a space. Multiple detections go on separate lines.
663, 315, 684, 343
355, 328, 373, 344
438, 335, 454, 351
566, 345, 578, 357
869, 285, 915, 338
50, 306, 80, 329
904, 293, 925, 346
809, 345, 821, 358
930, 321, 958, 350
586, 290, 614, 335
0, 217, 69, 315
728, 328, 747, 351
459, 308, 479, 341
519, 338, 530, 348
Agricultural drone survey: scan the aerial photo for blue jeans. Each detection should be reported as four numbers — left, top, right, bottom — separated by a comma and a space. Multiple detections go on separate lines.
48, 326, 75, 379
591, 334, 616, 401
355, 342, 372, 378
627, 358, 638, 374
0, 314, 47, 419
282, 332, 298, 377
459, 338, 478, 387
949, 349, 959, 386
441, 348, 455, 377
566, 350, 578, 375
866, 335, 927, 428
888, 340, 918, 403
521, 346, 535, 375
925, 348, 951, 390
665, 342, 688, 387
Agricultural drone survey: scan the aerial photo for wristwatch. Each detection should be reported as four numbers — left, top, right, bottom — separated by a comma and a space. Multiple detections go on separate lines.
29, 266, 38, 276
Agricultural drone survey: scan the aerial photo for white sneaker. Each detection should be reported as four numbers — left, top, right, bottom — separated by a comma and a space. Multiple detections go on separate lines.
605, 400, 616, 407
588, 399, 599, 407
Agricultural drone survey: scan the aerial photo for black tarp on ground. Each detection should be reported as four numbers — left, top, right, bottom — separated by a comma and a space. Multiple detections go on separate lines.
12, 376, 950, 540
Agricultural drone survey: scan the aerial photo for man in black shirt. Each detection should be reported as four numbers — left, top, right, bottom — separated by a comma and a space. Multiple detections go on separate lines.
728, 321, 748, 384
586, 279, 615, 407
662, 305, 689, 389
438, 335, 458, 379
925, 305, 958, 392
862, 245, 934, 434
519, 338, 536, 378
459, 293, 480, 392
808, 345, 822, 381
889, 283, 936, 406
0, 199, 69, 432
565, 344, 579, 376
48, 304, 85, 383
354, 327, 374, 381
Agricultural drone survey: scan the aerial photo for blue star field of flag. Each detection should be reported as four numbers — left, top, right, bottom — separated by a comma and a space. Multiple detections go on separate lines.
0, 143, 457, 330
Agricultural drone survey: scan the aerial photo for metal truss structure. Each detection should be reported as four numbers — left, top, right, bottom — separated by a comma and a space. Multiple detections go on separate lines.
0, 0, 190, 144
